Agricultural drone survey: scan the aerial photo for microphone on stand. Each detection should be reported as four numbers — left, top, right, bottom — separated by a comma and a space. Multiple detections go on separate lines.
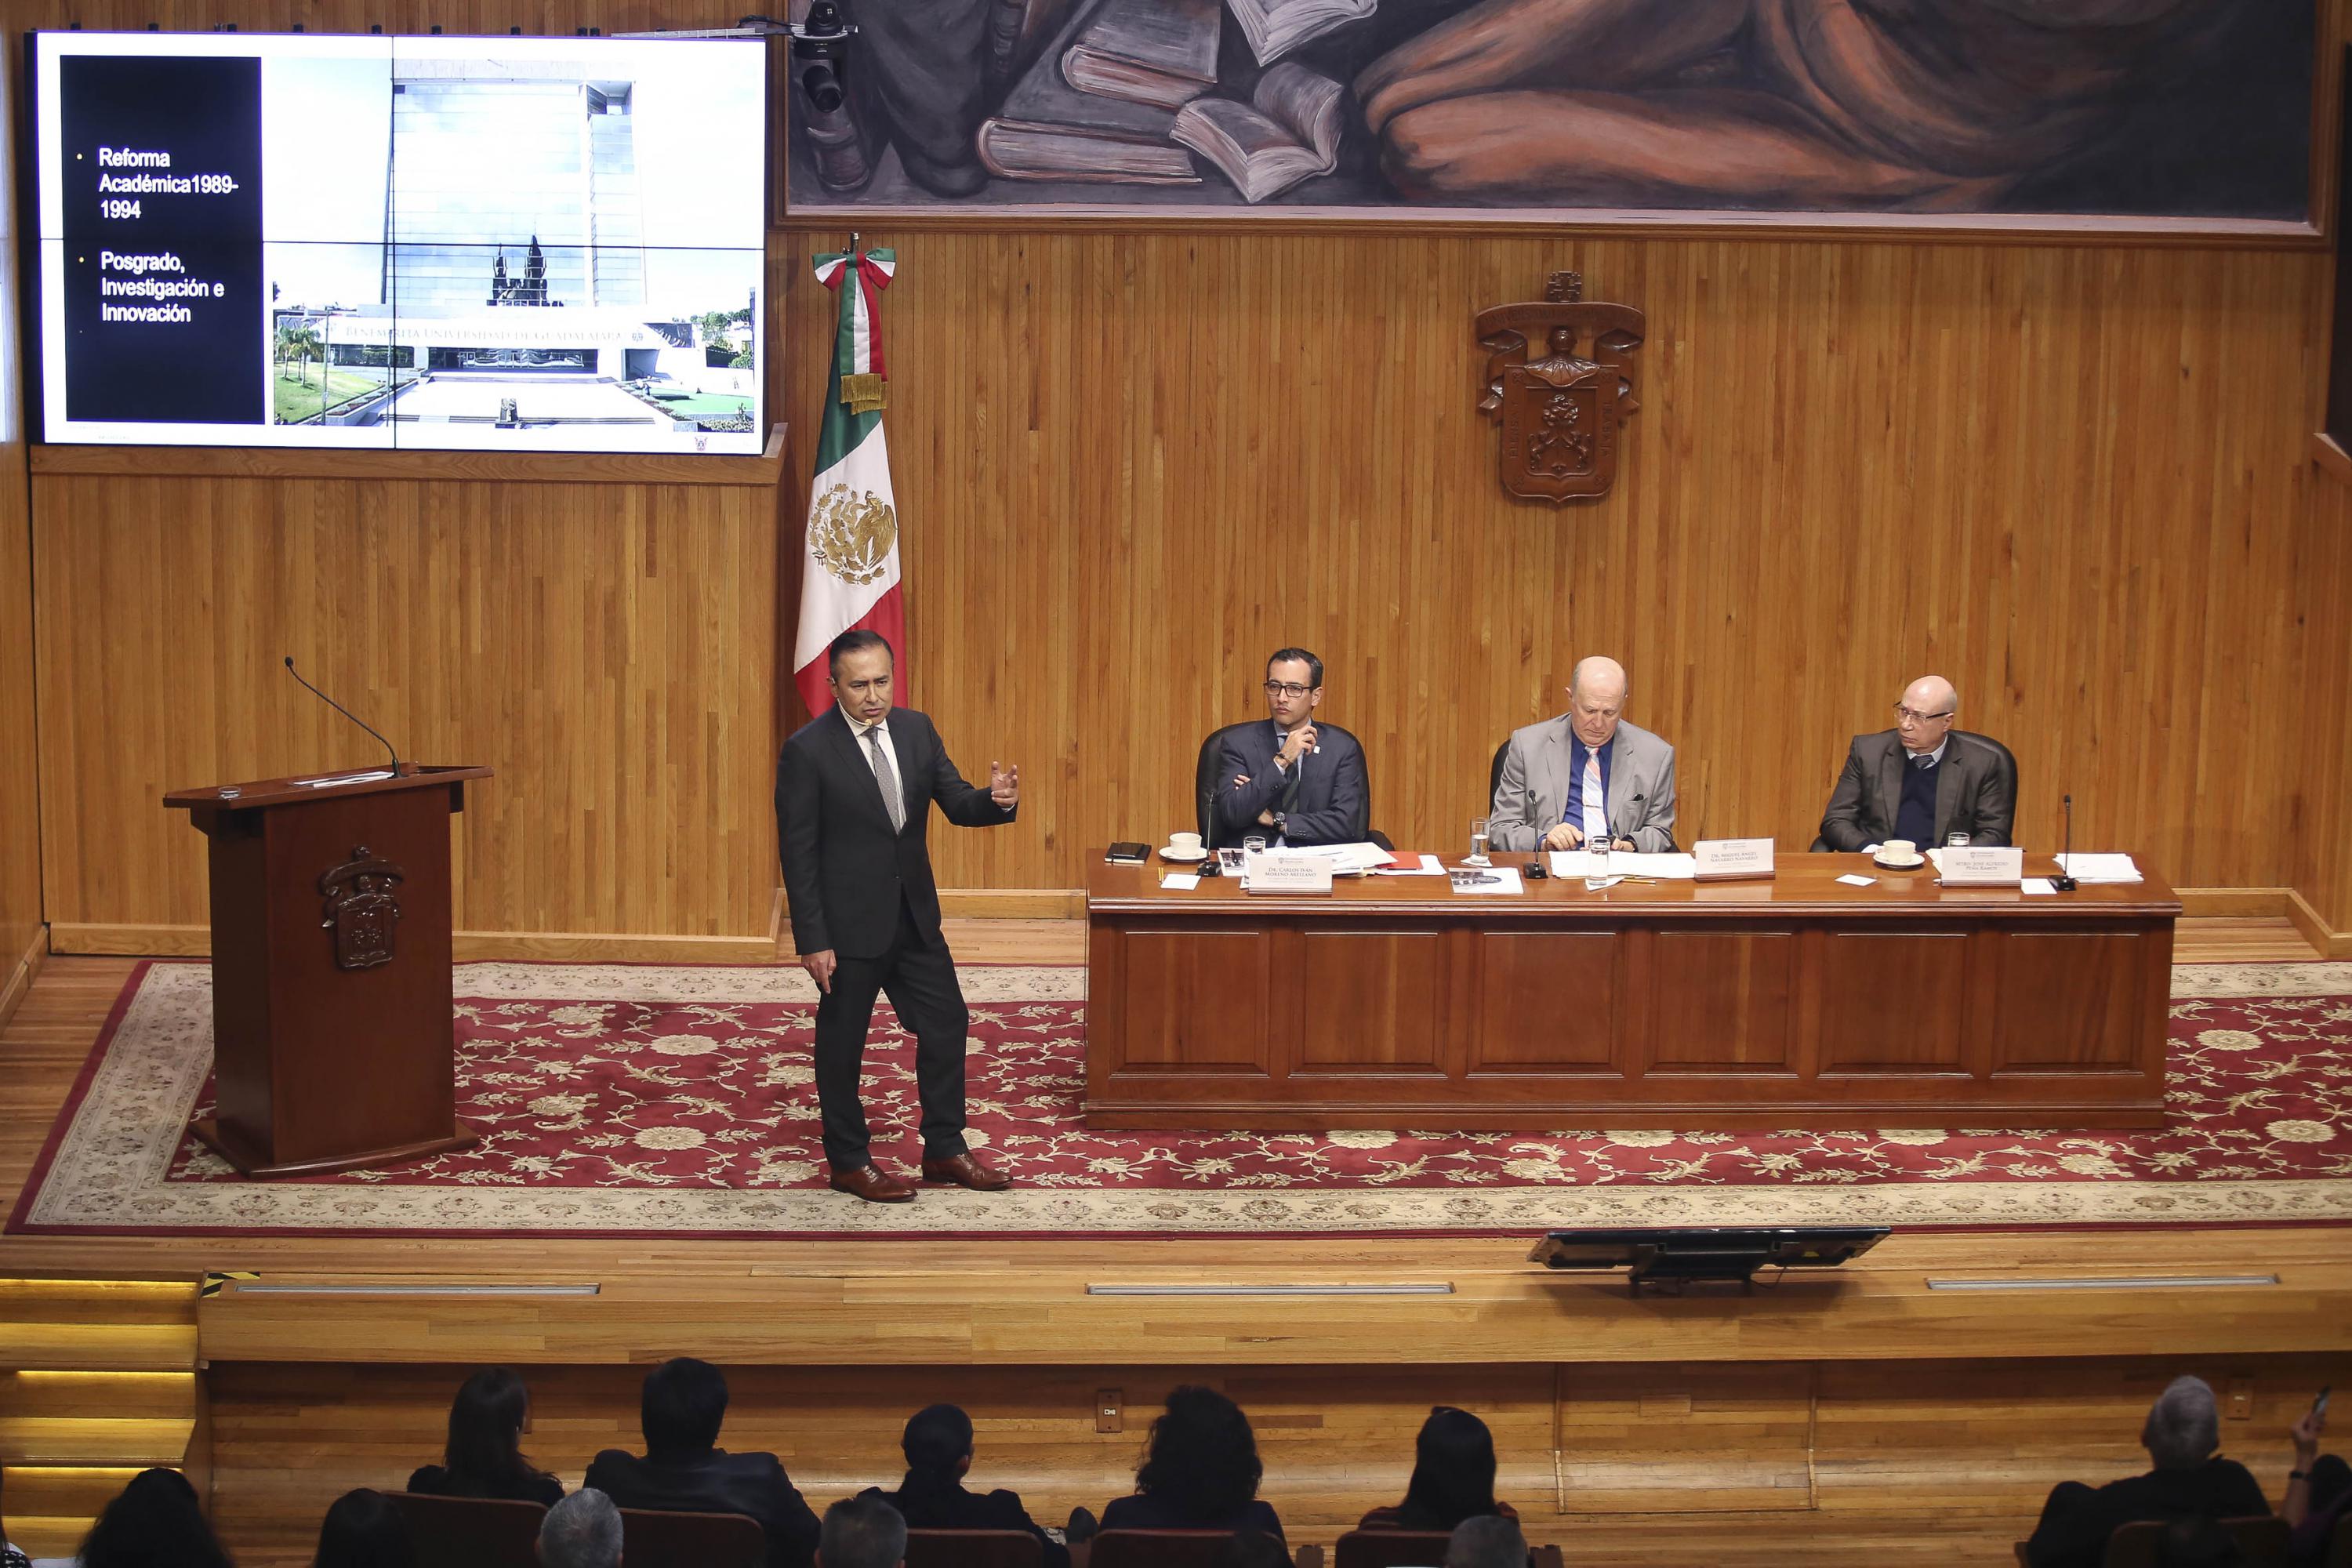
2052, 793, 2079, 893
283, 655, 404, 773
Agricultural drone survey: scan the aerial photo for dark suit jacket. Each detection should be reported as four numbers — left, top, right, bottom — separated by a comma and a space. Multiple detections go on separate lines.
866, 1475, 1070, 1568
583, 1446, 822, 1568
1100, 1493, 1287, 1538
2024, 1457, 2269, 1568
1817, 730, 2015, 851
1214, 720, 1368, 847
776, 706, 1015, 960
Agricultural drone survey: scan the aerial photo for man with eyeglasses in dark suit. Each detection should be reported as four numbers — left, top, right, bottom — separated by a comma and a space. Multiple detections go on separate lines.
1217, 648, 1370, 848
1818, 674, 2016, 851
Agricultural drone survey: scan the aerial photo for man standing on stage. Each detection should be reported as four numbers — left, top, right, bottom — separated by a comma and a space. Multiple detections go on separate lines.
775, 630, 1020, 1203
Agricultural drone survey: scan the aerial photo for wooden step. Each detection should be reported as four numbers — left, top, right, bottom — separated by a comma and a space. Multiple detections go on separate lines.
2, 1322, 198, 1373
0, 1370, 197, 1422
11, 1515, 106, 1562
0, 1416, 194, 1468
1, 1465, 151, 1527
0, 1279, 198, 1329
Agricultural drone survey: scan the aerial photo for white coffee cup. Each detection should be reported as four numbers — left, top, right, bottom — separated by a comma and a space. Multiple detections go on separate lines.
1168, 831, 1203, 855
1882, 838, 1918, 862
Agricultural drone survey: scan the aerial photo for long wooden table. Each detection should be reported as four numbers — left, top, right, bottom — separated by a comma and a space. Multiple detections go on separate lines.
1083, 851, 2180, 1131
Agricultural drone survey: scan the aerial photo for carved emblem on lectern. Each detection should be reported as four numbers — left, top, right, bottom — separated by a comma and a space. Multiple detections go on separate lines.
320, 847, 405, 971
1476, 271, 1645, 503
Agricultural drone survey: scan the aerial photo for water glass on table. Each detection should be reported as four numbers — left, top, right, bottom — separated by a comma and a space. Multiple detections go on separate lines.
1467, 818, 1491, 866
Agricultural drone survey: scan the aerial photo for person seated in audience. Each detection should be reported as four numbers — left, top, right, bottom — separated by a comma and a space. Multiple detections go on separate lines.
1099, 1386, 1286, 1542
2025, 1376, 2270, 1568
67, 1468, 234, 1568
2, 1462, 29, 1568
863, 1403, 1071, 1568
407, 1366, 564, 1507
815, 1496, 905, 1568
538, 1489, 623, 1568
585, 1357, 822, 1568
1358, 1406, 1517, 1535
2282, 1403, 2351, 1564
312, 1490, 413, 1568
1445, 1515, 1528, 1568
2159, 1516, 2243, 1567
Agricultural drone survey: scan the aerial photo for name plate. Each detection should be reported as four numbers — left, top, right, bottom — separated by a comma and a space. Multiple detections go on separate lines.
1693, 837, 1775, 881
1937, 846, 2024, 887
1245, 850, 1335, 895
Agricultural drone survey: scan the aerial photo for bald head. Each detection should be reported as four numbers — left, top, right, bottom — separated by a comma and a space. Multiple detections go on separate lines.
1895, 676, 1957, 753
1566, 657, 1629, 749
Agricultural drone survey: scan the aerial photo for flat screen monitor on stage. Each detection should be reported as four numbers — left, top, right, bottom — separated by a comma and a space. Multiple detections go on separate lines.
28, 31, 768, 454
1530, 1226, 1890, 1291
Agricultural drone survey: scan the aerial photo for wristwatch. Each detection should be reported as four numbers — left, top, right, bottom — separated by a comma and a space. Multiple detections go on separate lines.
1272, 813, 1288, 839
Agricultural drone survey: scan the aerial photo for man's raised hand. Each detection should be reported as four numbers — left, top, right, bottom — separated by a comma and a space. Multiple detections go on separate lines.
989, 760, 1021, 808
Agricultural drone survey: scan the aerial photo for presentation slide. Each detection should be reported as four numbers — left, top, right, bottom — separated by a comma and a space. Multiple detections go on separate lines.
33, 32, 768, 454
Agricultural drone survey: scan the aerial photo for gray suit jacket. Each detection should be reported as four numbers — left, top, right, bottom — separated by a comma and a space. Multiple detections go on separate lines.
1817, 729, 2016, 851
1488, 717, 1678, 854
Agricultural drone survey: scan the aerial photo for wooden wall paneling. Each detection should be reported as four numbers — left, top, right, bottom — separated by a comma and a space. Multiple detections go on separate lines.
31, 475, 779, 941
0, 26, 43, 1015
781, 227, 2332, 903
2290, 465, 2352, 940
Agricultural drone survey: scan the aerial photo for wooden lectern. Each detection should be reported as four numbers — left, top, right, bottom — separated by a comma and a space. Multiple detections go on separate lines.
164, 764, 492, 1178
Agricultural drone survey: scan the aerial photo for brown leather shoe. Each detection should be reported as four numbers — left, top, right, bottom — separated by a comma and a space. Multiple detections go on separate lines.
921, 1152, 1011, 1191
828, 1163, 916, 1203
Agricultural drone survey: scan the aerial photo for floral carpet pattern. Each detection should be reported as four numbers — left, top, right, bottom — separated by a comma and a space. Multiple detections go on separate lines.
13, 960, 2352, 1236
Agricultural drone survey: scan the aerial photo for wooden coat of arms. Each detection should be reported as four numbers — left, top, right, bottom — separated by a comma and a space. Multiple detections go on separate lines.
1476, 271, 1645, 503
320, 847, 405, 971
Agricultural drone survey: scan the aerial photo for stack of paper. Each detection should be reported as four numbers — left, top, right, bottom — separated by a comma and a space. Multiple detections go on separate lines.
1275, 841, 1396, 875
1549, 851, 1697, 880
1372, 854, 1446, 877
2053, 853, 2143, 884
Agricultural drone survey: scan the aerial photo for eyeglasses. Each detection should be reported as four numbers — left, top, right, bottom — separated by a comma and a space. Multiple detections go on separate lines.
1263, 681, 1315, 699
1893, 704, 1954, 725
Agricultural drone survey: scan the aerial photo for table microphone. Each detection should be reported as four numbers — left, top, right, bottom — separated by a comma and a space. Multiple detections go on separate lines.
2052, 793, 2078, 893
283, 655, 403, 773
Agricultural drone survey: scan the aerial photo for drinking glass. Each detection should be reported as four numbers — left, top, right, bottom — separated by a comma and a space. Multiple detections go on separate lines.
1467, 818, 1491, 866
1243, 834, 1268, 857
1947, 833, 1971, 849
1588, 828, 1611, 877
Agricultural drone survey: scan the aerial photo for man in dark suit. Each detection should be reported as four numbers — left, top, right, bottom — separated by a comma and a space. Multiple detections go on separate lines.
585, 1358, 821, 1568
1216, 648, 1369, 848
864, 1403, 1072, 1568
1817, 675, 2016, 851
776, 630, 1020, 1203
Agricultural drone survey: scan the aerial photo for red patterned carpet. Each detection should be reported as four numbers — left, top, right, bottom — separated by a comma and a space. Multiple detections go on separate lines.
12, 958, 2352, 1237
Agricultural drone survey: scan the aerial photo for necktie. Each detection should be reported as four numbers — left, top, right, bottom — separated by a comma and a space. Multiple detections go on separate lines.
866, 727, 905, 833
1279, 742, 1304, 817
1581, 749, 1608, 846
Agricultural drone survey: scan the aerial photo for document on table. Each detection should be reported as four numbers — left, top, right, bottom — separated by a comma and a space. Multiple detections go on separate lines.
1271, 840, 1396, 874
1448, 866, 1524, 895
2053, 853, 2143, 884
2020, 877, 2056, 895
1373, 853, 1447, 876
1161, 872, 1201, 891
1550, 851, 1697, 880
1835, 873, 1875, 887
293, 770, 397, 789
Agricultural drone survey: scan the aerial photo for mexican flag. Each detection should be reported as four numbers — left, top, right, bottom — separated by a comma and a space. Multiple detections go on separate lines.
791, 245, 906, 717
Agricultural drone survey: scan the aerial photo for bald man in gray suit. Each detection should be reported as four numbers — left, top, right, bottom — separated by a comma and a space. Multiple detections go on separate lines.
1488, 656, 1679, 855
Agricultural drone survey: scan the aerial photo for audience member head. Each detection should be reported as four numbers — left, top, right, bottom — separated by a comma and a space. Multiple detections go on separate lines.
1214, 1528, 1290, 1568
1445, 1514, 1528, 1568
641, 1356, 729, 1461
1566, 655, 1628, 749
2143, 1376, 2223, 1472
1402, 1406, 1501, 1530
2157, 1516, 2241, 1568
312, 1489, 413, 1568
899, 1403, 975, 1484
78, 1468, 233, 1568
817, 1494, 906, 1568
1134, 1385, 1263, 1522
445, 1366, 543, 1490
537, 1488, 623, 1568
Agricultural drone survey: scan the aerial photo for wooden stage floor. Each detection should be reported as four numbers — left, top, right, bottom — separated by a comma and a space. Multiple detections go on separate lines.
3, 918, 2347, 1566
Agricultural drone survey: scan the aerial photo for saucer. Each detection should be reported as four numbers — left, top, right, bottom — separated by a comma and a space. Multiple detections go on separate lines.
1160, 846, 1208, 862
1872, 852, 1926, 870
